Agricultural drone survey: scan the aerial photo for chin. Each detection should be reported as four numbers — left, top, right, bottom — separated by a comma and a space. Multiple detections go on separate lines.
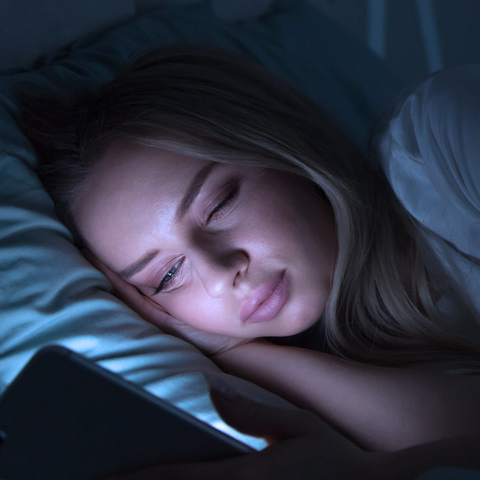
274, 311, 321, 338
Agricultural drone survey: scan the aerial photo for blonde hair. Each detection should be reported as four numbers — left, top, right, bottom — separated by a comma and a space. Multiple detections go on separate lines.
20, 46, 480, 369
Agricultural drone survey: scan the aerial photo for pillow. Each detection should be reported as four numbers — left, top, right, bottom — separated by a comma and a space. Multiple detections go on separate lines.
0, 0, 399, 448
0, 0, 135, 71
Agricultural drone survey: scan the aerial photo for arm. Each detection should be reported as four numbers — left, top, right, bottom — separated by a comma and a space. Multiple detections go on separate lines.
213, 341, 480, 452
103, 384, 480, 480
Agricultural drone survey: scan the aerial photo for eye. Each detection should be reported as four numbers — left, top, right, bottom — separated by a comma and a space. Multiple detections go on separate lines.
207, 180, 239, 223
153, 259, 183, 295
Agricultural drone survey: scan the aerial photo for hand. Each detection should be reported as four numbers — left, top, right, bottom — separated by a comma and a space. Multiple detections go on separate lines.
102, 376, 384, 480
83, 249, 251, 357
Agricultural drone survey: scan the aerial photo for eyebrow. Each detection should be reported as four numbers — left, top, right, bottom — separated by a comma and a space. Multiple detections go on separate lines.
175, 163, 218, 221
119, 249, 159, 280
119, 163, 217, 281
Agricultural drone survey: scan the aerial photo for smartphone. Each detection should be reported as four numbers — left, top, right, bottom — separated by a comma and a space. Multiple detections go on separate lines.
0, 345, 254, 480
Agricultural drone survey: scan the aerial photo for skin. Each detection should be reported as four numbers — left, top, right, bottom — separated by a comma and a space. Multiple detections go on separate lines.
103, 379, 480, 480
75, 140, 337, 339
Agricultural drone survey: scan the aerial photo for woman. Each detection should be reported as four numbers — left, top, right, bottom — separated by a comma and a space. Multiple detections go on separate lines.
19, 47, 480, 477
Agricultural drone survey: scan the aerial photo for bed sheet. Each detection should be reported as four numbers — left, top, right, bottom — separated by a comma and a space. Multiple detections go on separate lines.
375, 65, 480, 345
418, 468, 480, 480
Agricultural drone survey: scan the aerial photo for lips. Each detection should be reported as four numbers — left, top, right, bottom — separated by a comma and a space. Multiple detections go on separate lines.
240, 270, 289, 324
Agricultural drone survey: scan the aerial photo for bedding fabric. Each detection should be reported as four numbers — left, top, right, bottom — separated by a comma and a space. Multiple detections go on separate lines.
0, 0, 399, 449
376, 65, 480, 344
417, 468, 480, 480
0, 0, 135, 71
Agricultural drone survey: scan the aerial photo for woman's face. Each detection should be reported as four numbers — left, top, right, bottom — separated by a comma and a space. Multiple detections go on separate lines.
75, 141, 337, 338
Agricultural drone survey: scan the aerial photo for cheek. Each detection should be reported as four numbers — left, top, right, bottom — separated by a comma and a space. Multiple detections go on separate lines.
154, 290, 227, 331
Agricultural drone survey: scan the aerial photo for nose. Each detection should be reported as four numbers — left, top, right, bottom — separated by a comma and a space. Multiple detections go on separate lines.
189, 246, 249, 298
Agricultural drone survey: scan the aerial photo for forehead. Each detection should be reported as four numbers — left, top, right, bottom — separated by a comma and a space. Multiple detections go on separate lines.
74, 141, 210, 265
89, 141, 207, 192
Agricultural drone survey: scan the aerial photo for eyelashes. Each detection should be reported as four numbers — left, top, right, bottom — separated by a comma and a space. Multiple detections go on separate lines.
152, 179, 240, 295
153, 258, 183, 295
207, 180, 239, 223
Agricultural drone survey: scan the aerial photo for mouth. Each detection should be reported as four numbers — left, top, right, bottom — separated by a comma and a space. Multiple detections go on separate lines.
240, 270, 289, 324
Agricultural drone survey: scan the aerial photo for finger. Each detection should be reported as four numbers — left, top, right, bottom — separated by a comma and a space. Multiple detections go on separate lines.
81, 247, 99, 266
81, 248, 132, 295
81, 248, 112, 275
205, 374, 322, 442
93, 261, 130, 296
97, 266, 163, 315
81, 248, 126, 295
82, 250, 167, 313
82, 249, 175, 328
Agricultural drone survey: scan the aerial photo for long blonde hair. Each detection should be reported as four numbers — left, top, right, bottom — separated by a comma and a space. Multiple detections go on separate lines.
19, 46, 480, 369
